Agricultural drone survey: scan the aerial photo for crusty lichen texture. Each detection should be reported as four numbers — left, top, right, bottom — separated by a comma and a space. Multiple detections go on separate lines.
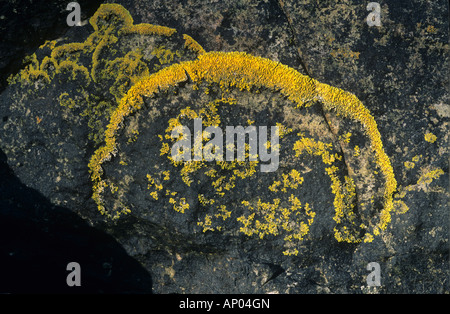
7, 2, 405, 256
8, 3, 205, 145
89, 50, 404, 252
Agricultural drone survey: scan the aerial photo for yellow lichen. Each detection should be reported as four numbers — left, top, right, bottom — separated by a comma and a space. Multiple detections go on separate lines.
183, 34, 206, 55
89, 3, 134, 32
9, 3, 206, 148
339, 132, 352, 144
238, 195, 316, 255
417, 168, 445, 185
119, 23, 176, 37
88, 50, 398, 247
151, 46, 176, 65
424, 132, 437, 143
315, 82, 397, 236
56, 60, 90, 82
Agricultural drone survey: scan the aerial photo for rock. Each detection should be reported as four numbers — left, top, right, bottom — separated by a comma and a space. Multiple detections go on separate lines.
0, 149, 153, 293
0, 3, 204, 218
0, 1, 448, 294
0, 0, 104, 93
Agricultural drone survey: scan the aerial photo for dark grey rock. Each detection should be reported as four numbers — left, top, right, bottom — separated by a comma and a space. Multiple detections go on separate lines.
0, 0, 448, 294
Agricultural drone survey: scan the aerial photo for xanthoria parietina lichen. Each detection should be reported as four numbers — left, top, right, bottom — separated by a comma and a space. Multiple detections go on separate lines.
89, 50, 403, 252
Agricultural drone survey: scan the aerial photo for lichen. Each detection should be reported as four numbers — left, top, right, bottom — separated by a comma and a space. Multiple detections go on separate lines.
315, 82, 397, 237
7, 3, 409, 255
88, 50, 401, 251
8, 3, 205, 146
424, 132, 437, 143
417, 168, 445, 186
238, 195, 316, 256
183, 34, 206, 55
119, 23, 177, 37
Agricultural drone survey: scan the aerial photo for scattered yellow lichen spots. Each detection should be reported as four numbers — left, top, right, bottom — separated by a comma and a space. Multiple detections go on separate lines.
162, 170, 170, 181
424, 132, 437, 143
268, 180, 281, 192
275, 123, 293, 139
339, 132, 352, 144
268, 169, 304, 193
404, 161, 415, 169
198, 194, 214, 206
197, 214, 214, 232
127, 129, 140, 143
151, 46, 176, 65
215, 205, 231, 221
417, 168, 444, 186
172, 197, 189, 213
238, 195, 316, 256
293, 137, 335, 165
393, 199, 409, 215
395, 166, 445, 199
146, 173, 155, 185
426, 25, 438, 34
88, 50, 400, 250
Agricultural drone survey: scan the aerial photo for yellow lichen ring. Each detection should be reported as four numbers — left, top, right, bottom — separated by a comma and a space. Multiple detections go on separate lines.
89, 51, 397, 244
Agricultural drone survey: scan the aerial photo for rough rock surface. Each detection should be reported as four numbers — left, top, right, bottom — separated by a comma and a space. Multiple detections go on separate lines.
0, 0, 448, 294
0, 0, 104, 93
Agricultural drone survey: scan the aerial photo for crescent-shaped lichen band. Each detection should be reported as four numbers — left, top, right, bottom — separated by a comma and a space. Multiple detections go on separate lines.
88, 51, 397, 242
